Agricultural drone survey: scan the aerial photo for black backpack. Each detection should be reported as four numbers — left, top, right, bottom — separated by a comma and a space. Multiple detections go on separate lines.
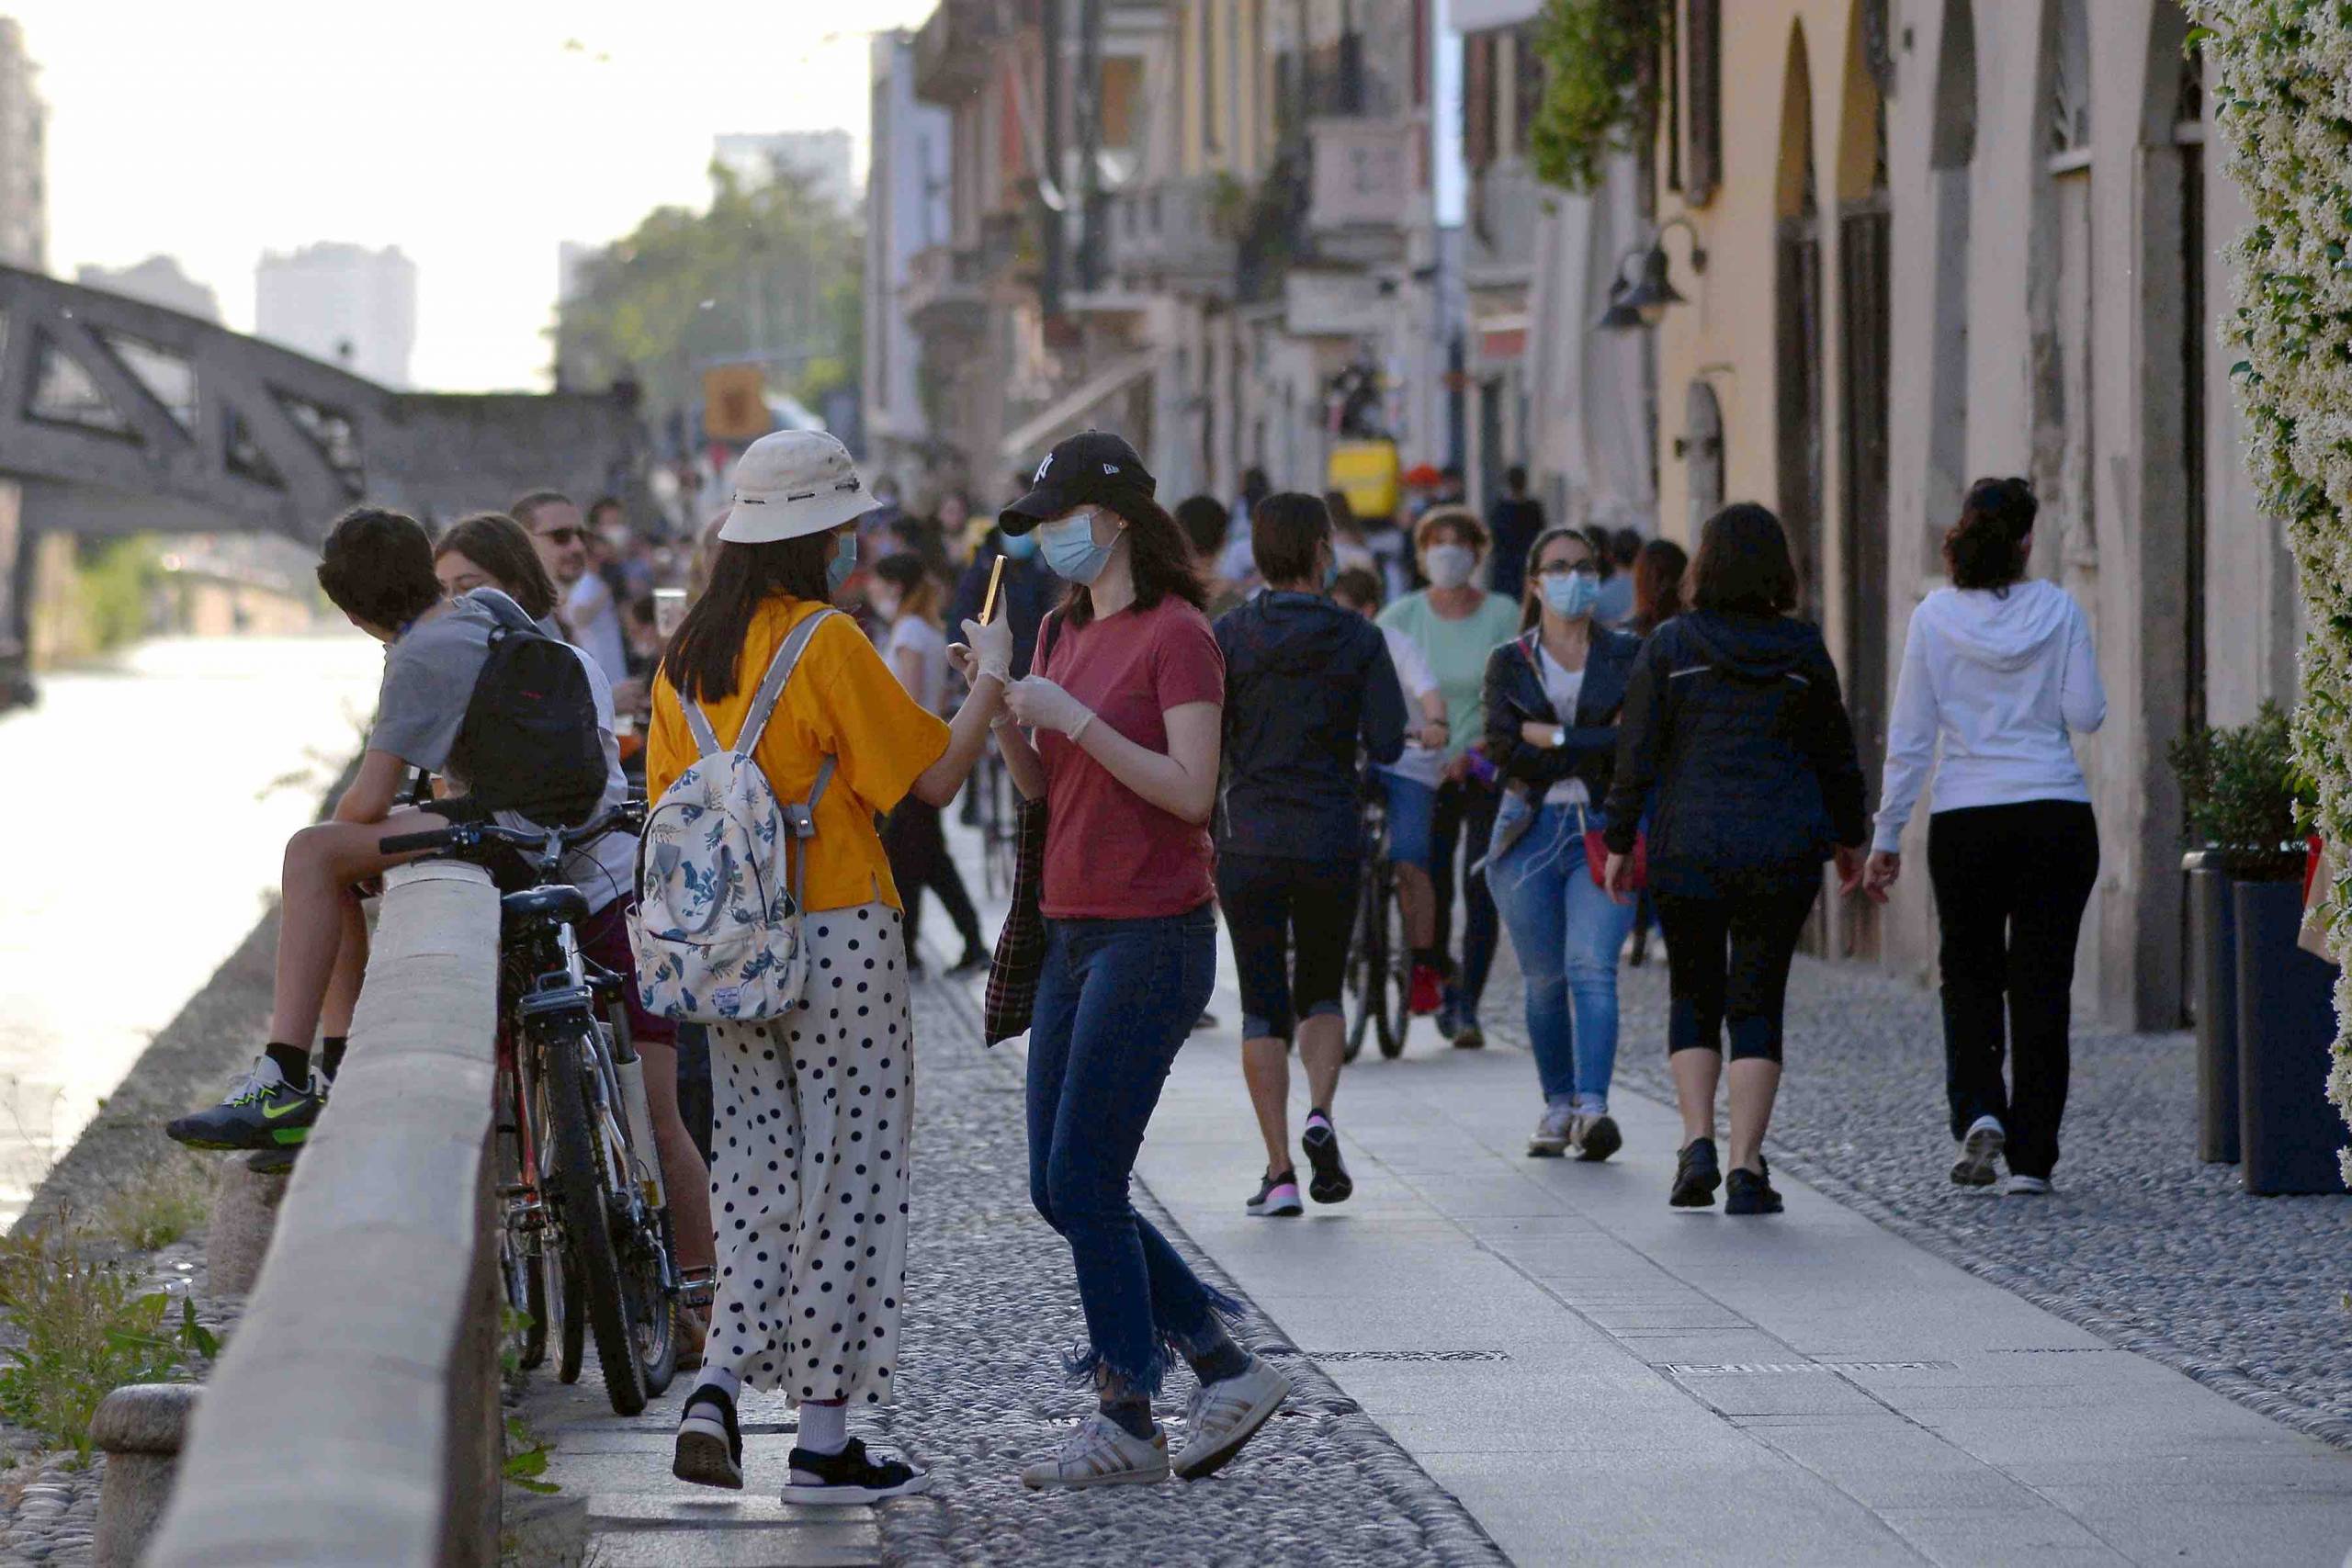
452, 601, 607, 826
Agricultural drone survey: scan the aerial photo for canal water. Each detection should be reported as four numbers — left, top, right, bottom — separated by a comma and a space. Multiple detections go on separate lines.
0, 633, 380, 1224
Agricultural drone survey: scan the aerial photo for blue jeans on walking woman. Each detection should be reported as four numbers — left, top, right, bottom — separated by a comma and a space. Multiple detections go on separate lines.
1027, 905, 1238, 1393
1488, 799, 1641, 1110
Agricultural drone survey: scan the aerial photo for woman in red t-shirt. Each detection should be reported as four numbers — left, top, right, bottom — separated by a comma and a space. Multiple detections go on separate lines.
969, 432, 1291, 1490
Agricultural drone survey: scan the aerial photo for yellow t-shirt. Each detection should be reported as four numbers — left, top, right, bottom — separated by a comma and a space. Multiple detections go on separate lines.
648, 598, 951, 913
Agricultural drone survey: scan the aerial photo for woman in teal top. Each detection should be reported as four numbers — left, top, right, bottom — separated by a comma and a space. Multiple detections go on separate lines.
1375, 506, 1523, 1047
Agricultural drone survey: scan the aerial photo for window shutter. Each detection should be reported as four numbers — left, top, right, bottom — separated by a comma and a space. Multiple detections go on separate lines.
1688, 0, 1722, 204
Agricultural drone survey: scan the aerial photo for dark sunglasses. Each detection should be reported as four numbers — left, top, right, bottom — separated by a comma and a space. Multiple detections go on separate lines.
536, 526, 585, 546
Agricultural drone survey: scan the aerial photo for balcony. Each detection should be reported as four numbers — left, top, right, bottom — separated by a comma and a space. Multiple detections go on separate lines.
1306, 118, 1420, 266
901, 244, 983, 340
1107, 176, 1241, 299
913, 0, 997, 104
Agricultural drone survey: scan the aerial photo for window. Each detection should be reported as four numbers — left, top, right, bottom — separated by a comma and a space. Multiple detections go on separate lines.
1464, 30, 1496, 173
1688, 0, 1722, 203
1512, 23, 1544, 158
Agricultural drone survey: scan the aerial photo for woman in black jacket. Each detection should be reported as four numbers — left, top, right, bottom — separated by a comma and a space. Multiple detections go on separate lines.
1601, 504, 1868, 1215
1482, 527, 1645, 1160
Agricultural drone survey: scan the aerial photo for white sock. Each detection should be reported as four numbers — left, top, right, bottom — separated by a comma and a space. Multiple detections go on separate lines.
798, 1400, 848, 1456
692, 1367, 741, 1409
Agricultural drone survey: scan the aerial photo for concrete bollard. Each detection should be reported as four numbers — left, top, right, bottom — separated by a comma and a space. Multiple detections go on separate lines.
204, 1161, 288, 1298
89, 1382, 198, 1568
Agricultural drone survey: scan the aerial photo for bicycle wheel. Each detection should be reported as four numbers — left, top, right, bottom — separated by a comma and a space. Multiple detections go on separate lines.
556, 1250, 582, 1385
1376, 862, 1411, 1059
493, 1064, 547, 1372
538, 1019, 652, 1416
1343, 861, 1374, 1062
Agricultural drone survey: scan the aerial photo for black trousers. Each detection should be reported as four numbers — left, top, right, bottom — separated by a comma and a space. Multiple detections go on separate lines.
1430, 777, 1501, 1009
1926, 799, 2099, 1180
1652, 877, 1821, 1063
882, 796, 984, 964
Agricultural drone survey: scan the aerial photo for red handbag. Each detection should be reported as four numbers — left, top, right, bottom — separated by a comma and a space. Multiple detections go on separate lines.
1585, 826, 1646, 893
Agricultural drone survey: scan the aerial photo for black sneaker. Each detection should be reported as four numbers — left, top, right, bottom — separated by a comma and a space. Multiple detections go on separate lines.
1452, 1018, 1486, 1050
1670, 1137, 1721, 1209
1245, 1170, 1303, 1217
166, 1059, 322, 1152
782, 1437, 929, 1505
1724, 1167, 1784, 1216
673, 1384, 743, 1490
949, 946, 990, 978
1300, 1115, 1352, 1203
1575, 1114, 1623, 1163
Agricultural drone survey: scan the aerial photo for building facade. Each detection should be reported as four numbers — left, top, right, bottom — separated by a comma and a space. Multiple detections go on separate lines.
864, 29, 955, 482
1628, 0, 2278, 1030
254, 243, 419, 389
76, 255, 220, 322
0, 17, 44, 272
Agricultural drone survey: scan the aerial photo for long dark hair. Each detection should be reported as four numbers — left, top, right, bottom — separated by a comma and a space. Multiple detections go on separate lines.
435, 512, 558, 621
662, 531, 836, 704
1516, 525, 1596, 633
1058, 496, 1208, 628
1632, 537, 1690, 635
1944, 477, 2037, 592
1690, 503, 1800, 616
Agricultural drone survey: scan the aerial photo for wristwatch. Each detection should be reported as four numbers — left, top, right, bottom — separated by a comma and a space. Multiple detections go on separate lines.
1552, 726, 1568, 749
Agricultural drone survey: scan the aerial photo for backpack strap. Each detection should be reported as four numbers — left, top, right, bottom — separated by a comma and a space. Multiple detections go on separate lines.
687, 607, 840, 759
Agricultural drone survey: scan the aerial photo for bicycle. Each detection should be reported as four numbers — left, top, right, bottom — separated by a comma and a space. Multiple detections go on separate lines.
381, 802, 707, 1416
1341, 780, 1414, 1063
973, 746, 1021, 900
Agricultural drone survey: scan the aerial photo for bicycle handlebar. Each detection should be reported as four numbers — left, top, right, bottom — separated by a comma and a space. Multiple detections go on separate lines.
379, 798, 647, 860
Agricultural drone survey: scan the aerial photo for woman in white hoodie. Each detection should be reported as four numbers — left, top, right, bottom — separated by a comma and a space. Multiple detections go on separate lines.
1863, 478, 2107, 1196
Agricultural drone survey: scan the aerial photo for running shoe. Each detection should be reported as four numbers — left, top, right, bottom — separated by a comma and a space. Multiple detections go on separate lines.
949, 945, 990, 978
2005, 1174, 2053, 1196
783, 1437, 930, 1505
1246, 1170, 1303, 1217
1951, 1114, 2005, 1188
1021, 1414, 1169, 1490
1527, 1102, 1576, 1157
673, 1384, 743, 1491
1670, 1136, 1722, 1208
1574, 1112, 1623, 1163
166, 1058, 322, 1152
1173, 1357, 1289, 1480
1300, 1114, 1352, 1203
1408, 964, 1444, 1017
1724, 1166, 1784, 1215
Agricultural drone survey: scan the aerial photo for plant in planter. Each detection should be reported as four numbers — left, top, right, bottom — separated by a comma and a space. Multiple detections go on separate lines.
2169, 700, 2310, 881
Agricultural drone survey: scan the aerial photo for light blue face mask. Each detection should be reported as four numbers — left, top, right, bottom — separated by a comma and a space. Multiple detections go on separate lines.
1039, 509, 1118, 583
826, 531, 859, 596
1542, 570, 1603, 620
1000, 530, 1039, 561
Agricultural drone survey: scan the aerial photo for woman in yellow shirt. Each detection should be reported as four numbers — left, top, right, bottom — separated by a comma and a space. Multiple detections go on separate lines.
650, 431, 1012, 1505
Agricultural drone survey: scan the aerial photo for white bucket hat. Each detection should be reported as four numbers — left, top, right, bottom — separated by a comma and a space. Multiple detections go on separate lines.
718, 429, 870, 543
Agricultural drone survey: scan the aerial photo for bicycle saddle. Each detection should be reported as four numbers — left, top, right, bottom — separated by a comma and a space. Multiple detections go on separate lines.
501, 885, 592, 926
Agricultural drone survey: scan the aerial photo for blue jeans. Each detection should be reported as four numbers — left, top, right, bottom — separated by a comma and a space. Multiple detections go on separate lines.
1488, 799, 1640, 1109
1026, 906, 1236, 1394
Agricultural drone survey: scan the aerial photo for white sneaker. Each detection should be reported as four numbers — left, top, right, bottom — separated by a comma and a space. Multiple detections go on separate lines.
1951, 1115, 2005, 1188
1173, 1356, 1288, 1480
1019, 1414, 1170, 1490
1527, 1102, 1576, 1157
2005, 1174, 2052, 1196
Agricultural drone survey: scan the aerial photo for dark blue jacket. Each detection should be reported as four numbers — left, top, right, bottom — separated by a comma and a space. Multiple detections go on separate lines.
947, 537, 1057, 678
1215, 592, 1405, 861
1602, 611, 1867, 893
1481, 624, 1643, 806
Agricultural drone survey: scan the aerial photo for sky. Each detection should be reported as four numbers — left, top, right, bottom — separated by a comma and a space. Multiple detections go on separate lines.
15, 1, 939, 391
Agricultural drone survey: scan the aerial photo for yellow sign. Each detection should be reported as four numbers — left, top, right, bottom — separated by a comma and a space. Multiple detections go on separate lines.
703, 364, 769, 442
1327, 438, 1401, 523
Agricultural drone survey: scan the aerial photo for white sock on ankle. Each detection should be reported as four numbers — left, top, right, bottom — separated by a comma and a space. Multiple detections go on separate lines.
798, 1400, 848, 1456
694, 1367, 741, 1407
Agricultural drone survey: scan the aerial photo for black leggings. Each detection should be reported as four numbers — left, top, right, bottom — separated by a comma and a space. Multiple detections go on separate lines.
1927, 799, 2098, 1180
1652, 879, 1821, 1063
1215, 852, 1356, 1043
881, 796, 983, 963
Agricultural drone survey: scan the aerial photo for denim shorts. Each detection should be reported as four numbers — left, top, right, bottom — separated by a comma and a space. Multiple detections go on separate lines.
1379, 770, 1440, 871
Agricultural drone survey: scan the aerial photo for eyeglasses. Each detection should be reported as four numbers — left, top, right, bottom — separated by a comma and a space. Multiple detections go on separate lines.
1533, 560, 1600, 579
536, 526, 584, 547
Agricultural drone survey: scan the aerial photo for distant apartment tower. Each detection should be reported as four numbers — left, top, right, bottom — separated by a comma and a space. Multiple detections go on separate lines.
863, 30, 951, 476
713, 130, 856, 213
0, 17, 46, 270
76, 255, 220, 321
254, 243, 418, 388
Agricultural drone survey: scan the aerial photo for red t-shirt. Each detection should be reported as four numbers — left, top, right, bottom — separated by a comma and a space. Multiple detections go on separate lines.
1036, 596, 1226, 919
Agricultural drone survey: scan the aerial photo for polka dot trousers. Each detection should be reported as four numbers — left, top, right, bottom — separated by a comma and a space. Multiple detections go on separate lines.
705, 902, 913, 1407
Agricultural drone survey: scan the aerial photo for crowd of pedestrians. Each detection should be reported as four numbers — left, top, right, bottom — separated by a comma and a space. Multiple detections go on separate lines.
160, 412, 2111, 1507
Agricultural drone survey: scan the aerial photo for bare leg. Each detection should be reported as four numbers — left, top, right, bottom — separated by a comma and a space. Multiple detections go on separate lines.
638, 1037, 715, 1272
1724, 1058, 1782, 1175
269, 815, 440, 1047
318, 893, 368, 1040
1240, 1037, 1294, 1175
1670, 1047, 1721, 1147
1396, 863, 1438, 951
1296, 1013, 1344, 1114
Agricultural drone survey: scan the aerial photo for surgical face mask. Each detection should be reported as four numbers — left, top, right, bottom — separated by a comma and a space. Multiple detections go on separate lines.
1040, 508, 1118, 584
1423, 542, 1476, 591
999, 529, 1039, 561
1323, 554, 1341, 592
1542, 570, 1603, 620
826, 531, 859, 596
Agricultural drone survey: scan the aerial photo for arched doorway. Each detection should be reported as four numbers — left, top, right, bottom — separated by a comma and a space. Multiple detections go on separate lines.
1925, 0, 1975, 570
1683, 380, 1724, 536
1772, 26, 1821, 614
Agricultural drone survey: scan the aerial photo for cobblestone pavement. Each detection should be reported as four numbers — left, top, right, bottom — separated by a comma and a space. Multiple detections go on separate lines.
1476, 945, 2352, 1449
868, 974, 1505, 1567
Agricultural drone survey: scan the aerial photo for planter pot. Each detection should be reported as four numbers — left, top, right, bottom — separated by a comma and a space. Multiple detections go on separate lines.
2186, 860, 2241, 1162
2233, 876, 2349, 1196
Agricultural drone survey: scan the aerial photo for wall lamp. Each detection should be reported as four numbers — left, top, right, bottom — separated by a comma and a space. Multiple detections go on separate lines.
1595, 216, 1710, 333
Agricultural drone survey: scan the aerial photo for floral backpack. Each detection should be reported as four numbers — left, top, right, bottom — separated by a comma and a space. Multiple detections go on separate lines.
633, 608, 840, 1022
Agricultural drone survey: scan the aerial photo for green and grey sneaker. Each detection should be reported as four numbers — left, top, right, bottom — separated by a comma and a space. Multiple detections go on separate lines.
167, 1058, 321, 1152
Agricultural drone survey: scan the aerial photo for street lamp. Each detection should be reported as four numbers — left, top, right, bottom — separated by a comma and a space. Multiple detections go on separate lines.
1595, 216, 1710, 333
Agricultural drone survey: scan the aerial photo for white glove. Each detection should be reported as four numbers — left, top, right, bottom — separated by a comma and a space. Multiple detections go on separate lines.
1005, 675, 1096, 739
960, 616, 1014, 684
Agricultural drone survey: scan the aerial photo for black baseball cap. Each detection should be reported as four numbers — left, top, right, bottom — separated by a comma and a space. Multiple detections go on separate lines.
999, 430, 1157, 535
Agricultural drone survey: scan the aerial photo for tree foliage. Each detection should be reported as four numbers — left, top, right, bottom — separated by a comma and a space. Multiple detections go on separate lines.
554, 162, 863, 431
1528, 0, 1664, 193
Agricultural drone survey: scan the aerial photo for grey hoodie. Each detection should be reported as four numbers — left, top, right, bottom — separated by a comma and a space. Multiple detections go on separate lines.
1871, 579, 2107, 853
